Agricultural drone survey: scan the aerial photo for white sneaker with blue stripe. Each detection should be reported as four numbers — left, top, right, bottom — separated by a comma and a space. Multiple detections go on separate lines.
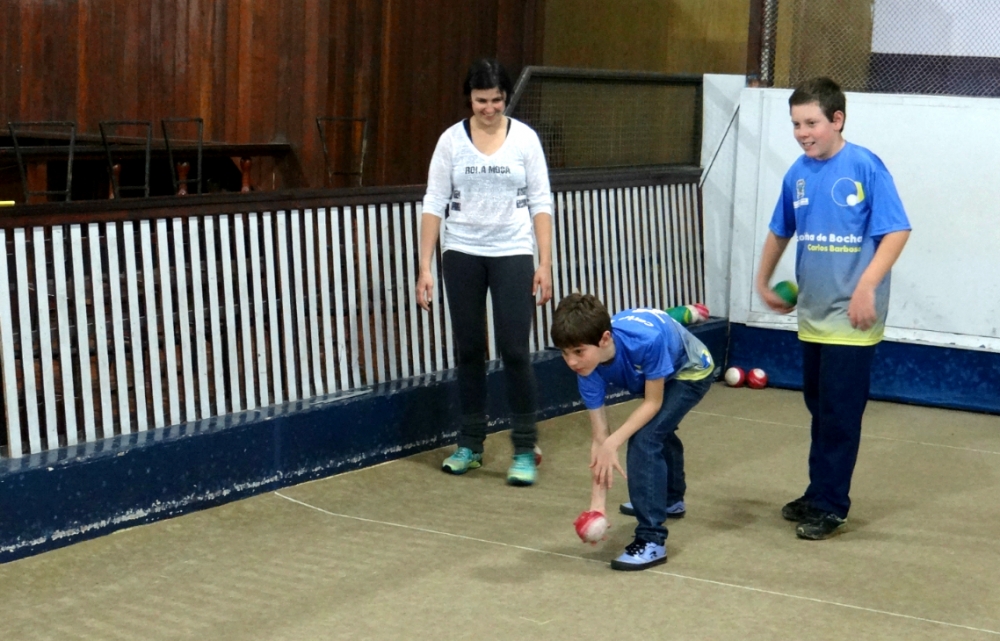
610, 539, 667, 571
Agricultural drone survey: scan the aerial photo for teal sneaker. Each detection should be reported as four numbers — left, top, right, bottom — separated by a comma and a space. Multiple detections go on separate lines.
506, 452, 537, 486
441, 447, 482, 475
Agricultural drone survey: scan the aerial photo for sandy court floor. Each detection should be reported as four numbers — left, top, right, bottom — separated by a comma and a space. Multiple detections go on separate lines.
2, 384, 999, 640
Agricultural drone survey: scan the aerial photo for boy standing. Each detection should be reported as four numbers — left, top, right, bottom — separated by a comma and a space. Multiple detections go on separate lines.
551, 294, 714, 570
756, 77, 911, 540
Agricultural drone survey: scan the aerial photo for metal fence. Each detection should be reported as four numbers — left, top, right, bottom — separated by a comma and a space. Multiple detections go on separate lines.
748, 0, 1000, 97
0, 168, 705, 458
506, 67, 702, 170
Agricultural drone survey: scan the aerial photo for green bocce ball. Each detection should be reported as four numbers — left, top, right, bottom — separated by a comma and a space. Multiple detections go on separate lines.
773, 280, 798, 306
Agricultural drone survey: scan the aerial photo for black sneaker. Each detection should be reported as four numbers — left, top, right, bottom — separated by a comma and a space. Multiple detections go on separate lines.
796, 512, 847, 540
781, 497, 823, 522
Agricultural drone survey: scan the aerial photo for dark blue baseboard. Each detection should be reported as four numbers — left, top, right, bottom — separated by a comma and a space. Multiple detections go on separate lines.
727, 323, 1000, 414
0, 320, 729, 563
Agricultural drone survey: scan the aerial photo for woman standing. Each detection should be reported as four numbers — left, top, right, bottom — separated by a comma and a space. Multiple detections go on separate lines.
416, 58, 553, 486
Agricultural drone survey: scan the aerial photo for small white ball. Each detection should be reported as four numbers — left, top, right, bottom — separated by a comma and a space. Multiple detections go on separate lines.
846, 194, 858, 206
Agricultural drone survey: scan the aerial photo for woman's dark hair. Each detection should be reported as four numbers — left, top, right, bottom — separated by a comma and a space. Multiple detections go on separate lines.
463, 58, 514, 101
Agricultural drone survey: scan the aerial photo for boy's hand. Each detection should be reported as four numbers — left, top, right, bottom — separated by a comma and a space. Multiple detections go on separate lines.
848, 283, 877, 330
757, 281, 795, 314
590, 439, 626, 489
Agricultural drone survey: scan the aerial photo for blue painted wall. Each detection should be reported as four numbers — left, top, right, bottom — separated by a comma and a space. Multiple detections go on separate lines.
0, 320, 729, 563
727, 323, 1000, 414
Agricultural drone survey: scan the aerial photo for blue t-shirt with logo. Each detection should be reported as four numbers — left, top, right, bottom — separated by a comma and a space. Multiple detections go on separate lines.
769, 142, 911, 346
577, 308, 714, 410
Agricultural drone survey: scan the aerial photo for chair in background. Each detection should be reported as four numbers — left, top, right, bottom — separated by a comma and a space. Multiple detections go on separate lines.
316, 117, 368, 188
99, 120, 152, 199
161, 117, 204, 195
8, 121, 77, 203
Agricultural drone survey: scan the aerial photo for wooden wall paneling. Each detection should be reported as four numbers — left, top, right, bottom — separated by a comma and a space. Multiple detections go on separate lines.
285, 0, 305, 162
101, 0, 117, 121
274, 0, 291, 144
0, 4, 11, 123
350, 0, 380, 187
136, 0, 154, 122
106, 0, 122, 120
497, 0, 519, 79
100, 2, 120, 122
276, 0, 308, 188
354, 0, 378, 187
701, 0, 750, 73
162, 0, 179, 121
77, 0, 95, 127
75, 1, 87, 124
177, 0, 191, 120
18, 2, 34, 118
426, 0, 451, 187
251, 0, 274, 156
236, 0, 253, 142
410, 0, 433, 186
0, 0, 542, 192
147, 0, 163, 124
375, 0, 396, 187
300, 0, 325, 190
42, 1, 74, 120
15, 0, 28, 120
483, 0, 501, 64
210, 0, 229, 144
196, 0, 216, 138
323, 0, 344, 187
524, 0, 546, 75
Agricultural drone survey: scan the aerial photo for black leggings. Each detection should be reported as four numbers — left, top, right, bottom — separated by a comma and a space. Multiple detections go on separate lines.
442, 251, 537, 454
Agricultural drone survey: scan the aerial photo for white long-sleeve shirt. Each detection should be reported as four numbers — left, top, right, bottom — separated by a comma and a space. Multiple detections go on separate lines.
422, 118, 552, 257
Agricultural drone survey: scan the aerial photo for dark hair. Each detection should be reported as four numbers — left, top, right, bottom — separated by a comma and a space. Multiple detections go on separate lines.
463, 58, 514, 102
789, 77, 846, 131
550, 293, 611, 349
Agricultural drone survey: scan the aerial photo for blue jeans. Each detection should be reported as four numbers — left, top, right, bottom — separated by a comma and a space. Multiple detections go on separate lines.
627, 376, 712, 545
801, 341, 876, 519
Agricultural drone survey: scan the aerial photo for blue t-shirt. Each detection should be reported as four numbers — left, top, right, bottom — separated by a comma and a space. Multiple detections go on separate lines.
769, 142, 911, 346
577, 308, 714, 410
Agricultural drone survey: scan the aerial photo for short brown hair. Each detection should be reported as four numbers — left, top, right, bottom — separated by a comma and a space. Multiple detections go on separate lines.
789, 77, 846, 131
550, 293, 611, 349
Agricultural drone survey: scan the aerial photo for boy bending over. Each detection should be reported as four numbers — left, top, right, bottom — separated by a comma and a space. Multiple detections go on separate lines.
551, 294, 714, 570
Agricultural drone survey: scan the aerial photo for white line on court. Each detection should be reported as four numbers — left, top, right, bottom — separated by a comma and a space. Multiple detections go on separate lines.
691, 410, 1000, 456
274, 491, 1000, 637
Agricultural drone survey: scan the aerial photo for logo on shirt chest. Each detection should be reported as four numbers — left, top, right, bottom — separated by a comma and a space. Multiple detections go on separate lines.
831, 177, 865, 207
793, 178, 809, 209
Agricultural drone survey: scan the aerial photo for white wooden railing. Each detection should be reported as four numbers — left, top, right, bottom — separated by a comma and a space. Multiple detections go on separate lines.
0, 168, 704, 458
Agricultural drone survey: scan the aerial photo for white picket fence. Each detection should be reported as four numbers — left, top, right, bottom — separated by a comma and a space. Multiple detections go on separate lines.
0, 175, 704, 458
